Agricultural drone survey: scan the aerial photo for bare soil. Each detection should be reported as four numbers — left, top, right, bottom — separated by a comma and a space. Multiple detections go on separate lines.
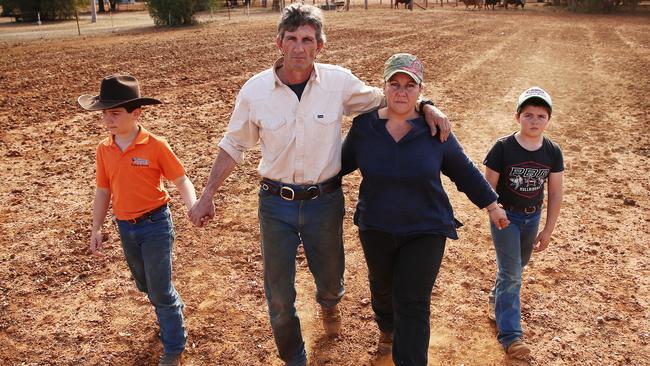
0, 5, 649, 366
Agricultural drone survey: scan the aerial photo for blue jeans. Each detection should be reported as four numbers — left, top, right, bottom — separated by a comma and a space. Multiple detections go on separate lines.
359, 230, 446, 366
116, 206, 187, 355
258, 187, 345, 366
489, 209, 540, 349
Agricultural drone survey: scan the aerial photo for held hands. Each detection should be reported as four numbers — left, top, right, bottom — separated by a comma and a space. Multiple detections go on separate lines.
188, 195, 215, 228
422, 104, 451, 142
533, 228, 552, 252
488, 204, 510, 230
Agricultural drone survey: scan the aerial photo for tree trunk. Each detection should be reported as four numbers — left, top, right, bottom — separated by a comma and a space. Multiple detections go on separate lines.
272, 0, 280, 10
98, 0, 106, 12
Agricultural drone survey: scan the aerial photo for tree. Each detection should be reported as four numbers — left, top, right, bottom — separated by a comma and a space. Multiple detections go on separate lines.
568, 0, 639, 12
146, 0, 217, 26
0, 0, 88, 22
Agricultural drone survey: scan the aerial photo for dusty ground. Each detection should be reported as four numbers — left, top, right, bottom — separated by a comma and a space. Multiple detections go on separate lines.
1, 4, 649, 366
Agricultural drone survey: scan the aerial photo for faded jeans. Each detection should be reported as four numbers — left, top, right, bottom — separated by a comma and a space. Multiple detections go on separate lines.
258, 187, 345, 366
116, 205, 186, 355
489, 209, 541, 349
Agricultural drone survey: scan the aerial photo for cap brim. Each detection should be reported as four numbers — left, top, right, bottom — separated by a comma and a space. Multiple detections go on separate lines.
385, 70, 422, 84
517, 96, 552, 112
77, 94, 162, 111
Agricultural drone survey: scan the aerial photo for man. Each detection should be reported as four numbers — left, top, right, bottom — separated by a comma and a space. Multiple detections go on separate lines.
189, 4, 450, 365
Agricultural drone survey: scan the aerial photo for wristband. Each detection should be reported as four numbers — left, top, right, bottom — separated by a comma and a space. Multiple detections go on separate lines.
418, 99, 434, 115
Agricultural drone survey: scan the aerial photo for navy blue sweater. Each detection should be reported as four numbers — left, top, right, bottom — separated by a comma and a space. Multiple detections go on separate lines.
341, 109, 498, 239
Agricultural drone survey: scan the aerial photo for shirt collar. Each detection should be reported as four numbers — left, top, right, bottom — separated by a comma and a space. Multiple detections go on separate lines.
105, 125, 150, 147
271, 57, 320, 89
371, 110, 429, 141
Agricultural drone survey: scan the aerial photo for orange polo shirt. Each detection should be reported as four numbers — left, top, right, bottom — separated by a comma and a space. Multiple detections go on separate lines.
96, 126, 186, 221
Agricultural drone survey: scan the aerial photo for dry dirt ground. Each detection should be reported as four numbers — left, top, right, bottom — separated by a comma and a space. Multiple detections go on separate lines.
1, 4, 649, 366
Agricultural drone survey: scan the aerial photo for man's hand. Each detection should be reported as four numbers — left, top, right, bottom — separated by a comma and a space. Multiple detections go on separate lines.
188, 195, 216, 228
488, 206, 510, 230
533, 229, 552, 252
422, 104, 451, 142
90, 229, 104, 255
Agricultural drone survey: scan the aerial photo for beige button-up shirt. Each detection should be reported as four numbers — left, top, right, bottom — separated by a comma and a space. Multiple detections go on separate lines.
218, 59, 383, 185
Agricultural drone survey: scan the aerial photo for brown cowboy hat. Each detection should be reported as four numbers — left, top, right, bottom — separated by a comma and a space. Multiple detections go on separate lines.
78, 74, 161, 111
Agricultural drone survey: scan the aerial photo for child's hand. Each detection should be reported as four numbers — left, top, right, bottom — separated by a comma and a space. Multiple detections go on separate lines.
533, 229, 552, 252
188, 195, 215, 228
90, 229, 104, 255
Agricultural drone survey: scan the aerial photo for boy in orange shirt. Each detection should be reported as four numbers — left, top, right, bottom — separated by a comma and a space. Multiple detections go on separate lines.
80, 74, 197, 366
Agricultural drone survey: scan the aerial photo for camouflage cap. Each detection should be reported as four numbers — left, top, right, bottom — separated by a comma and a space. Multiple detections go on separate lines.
517, 86, 552, 113
383, 53, 424, 84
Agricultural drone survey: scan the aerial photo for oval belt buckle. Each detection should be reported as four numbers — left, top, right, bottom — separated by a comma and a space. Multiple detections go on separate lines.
307, 186, 320, 199
280, 186, 295, 200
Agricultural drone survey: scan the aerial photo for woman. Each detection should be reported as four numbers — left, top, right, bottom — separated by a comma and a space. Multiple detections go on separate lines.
341, 53, 509, 365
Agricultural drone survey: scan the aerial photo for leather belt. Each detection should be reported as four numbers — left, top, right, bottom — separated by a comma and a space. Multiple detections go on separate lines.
502, 203, 542, 214
119, 204, 168, 224
261, 177, 341, 201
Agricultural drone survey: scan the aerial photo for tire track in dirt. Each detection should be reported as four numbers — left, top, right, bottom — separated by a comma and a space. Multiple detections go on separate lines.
386, 13, 541, 365
428, 13, 650, 365
287, 11, 534, 366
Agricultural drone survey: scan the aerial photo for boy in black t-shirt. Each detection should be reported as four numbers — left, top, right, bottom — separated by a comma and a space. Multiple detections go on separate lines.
483, 87, 564, 359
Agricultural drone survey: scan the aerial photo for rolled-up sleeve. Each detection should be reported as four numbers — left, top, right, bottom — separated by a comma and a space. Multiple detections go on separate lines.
342, 72, 384, 116
217, 91, 259, 164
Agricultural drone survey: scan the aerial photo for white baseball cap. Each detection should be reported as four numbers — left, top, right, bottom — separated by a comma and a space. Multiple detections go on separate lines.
517, 86, 552, 114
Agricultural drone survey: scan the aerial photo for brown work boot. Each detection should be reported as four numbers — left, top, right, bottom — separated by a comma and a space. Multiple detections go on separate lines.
377, 330, 393, 355
506, 339, 531, 359
158, 352, 182, 366
487, 300, 496, 322
321, 304, 341, 337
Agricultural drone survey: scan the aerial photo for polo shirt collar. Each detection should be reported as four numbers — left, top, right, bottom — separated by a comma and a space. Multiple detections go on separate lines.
105, 125, 150, 147
271, 57, 320, 89
133, 126, 150, 145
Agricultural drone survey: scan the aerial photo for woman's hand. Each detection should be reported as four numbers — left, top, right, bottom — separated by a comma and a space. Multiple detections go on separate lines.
486, 202, 509, 230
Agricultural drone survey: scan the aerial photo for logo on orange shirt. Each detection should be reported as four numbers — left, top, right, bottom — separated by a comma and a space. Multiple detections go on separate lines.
131, 157, 150, 167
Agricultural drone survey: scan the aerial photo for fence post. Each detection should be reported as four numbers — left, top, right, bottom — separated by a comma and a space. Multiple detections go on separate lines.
75, 10, 81, 35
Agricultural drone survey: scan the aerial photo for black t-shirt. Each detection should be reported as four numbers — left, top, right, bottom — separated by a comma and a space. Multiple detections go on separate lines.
287, 78, 309, 101
483, 134, 564, 208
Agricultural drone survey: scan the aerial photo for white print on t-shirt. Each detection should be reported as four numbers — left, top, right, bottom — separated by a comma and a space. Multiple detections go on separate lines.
131, 157, 150, 167
508, 162, 550, 198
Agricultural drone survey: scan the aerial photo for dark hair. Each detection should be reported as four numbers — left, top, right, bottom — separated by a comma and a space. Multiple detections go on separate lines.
517, 97, 552, 117
122, 102, 142, 113
277, 3, 326, 44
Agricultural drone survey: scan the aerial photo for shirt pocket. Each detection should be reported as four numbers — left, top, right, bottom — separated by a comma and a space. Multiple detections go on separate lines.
312, 112, 338, 126
258, 112, 291, 157
259, 114, 288, 131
